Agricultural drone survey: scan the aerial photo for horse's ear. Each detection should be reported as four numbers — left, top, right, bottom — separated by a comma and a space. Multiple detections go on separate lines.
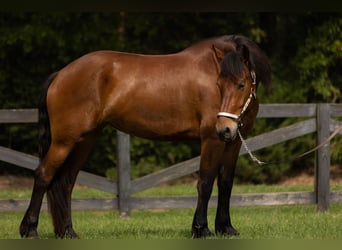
212, 45, 225, 61
237, 44, 250, 65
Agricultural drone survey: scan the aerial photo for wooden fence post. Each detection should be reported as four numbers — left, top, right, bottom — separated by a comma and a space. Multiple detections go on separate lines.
315, 103, 331, 212
116, 130, 131, 216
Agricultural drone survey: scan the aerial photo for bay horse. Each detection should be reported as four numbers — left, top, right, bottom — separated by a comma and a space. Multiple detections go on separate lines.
20, 35, 271, 239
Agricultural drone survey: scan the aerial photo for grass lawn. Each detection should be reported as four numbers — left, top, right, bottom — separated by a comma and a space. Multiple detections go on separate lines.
0, 183, 341, 239
1, 204, 341, 239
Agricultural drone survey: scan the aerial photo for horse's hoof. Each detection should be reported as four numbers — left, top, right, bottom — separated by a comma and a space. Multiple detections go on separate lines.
20, 225, 39, 239
65, 228, 79, 239
55, 227, 79, 239
192, 226, 213, 239
216, 226, 240, 237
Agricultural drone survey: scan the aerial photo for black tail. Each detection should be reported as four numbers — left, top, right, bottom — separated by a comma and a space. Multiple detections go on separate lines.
38, 72, 58, 161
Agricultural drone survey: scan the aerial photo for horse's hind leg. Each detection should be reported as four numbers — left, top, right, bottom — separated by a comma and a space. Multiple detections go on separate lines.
20, 142, 74, 238
47, 130, 100, 238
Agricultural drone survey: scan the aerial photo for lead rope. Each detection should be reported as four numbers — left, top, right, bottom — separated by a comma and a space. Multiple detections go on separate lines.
237, 129, 266, 165
237, 124, 342, 166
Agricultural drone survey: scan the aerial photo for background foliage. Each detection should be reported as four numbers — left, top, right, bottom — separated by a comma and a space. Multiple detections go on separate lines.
0, 13, 341, 183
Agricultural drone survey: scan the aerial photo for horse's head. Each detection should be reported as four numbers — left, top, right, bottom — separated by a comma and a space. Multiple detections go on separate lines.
213, 43, 257, 142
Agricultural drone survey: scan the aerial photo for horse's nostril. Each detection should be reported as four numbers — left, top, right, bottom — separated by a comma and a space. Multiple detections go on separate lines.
225, 127, 231, 134
218, 127, 232, 142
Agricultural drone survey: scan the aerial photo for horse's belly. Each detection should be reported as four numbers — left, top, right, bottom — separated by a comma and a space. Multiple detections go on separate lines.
107, 110, 201, 141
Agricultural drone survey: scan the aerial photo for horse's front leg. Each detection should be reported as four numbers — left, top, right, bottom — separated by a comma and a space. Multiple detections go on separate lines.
215, 141, 241, 237
192, 172, 216, 238
192, 138, 224, 238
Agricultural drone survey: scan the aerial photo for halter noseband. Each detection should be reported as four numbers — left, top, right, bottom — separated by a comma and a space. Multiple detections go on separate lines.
217, 71, 256, 127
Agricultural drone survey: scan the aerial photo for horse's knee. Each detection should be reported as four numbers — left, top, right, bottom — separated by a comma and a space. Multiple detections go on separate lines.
197, 173, 216, 196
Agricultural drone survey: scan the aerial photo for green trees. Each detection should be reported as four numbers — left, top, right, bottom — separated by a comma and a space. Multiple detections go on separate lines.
296, 17, 342, 103
0, 13, 341, 182
235, 13, 342, 183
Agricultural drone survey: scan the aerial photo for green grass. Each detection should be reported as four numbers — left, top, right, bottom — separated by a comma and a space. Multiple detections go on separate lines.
1, 204, 341, 239
0, 183, 341, 239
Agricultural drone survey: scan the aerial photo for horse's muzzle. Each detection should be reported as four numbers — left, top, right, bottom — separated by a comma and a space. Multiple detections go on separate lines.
216, 124, 238, 142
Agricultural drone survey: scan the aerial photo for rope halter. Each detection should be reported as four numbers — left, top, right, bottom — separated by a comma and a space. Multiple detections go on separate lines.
217, 70, 256, 128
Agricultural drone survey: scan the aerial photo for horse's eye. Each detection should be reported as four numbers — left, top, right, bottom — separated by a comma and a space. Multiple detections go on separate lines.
237, 82, 245, 90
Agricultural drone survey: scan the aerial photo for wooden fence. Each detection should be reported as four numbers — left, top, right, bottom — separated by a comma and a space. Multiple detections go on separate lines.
0, 104, 342, 214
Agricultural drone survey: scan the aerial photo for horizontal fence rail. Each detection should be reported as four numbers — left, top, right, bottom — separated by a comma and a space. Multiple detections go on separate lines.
0, 104, 342, 213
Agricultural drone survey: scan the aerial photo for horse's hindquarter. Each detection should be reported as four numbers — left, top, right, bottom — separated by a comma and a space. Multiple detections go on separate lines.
99, 51, 220, 140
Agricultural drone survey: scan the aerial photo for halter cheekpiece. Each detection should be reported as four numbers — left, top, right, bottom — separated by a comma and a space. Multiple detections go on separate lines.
217, 70, 256, 127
